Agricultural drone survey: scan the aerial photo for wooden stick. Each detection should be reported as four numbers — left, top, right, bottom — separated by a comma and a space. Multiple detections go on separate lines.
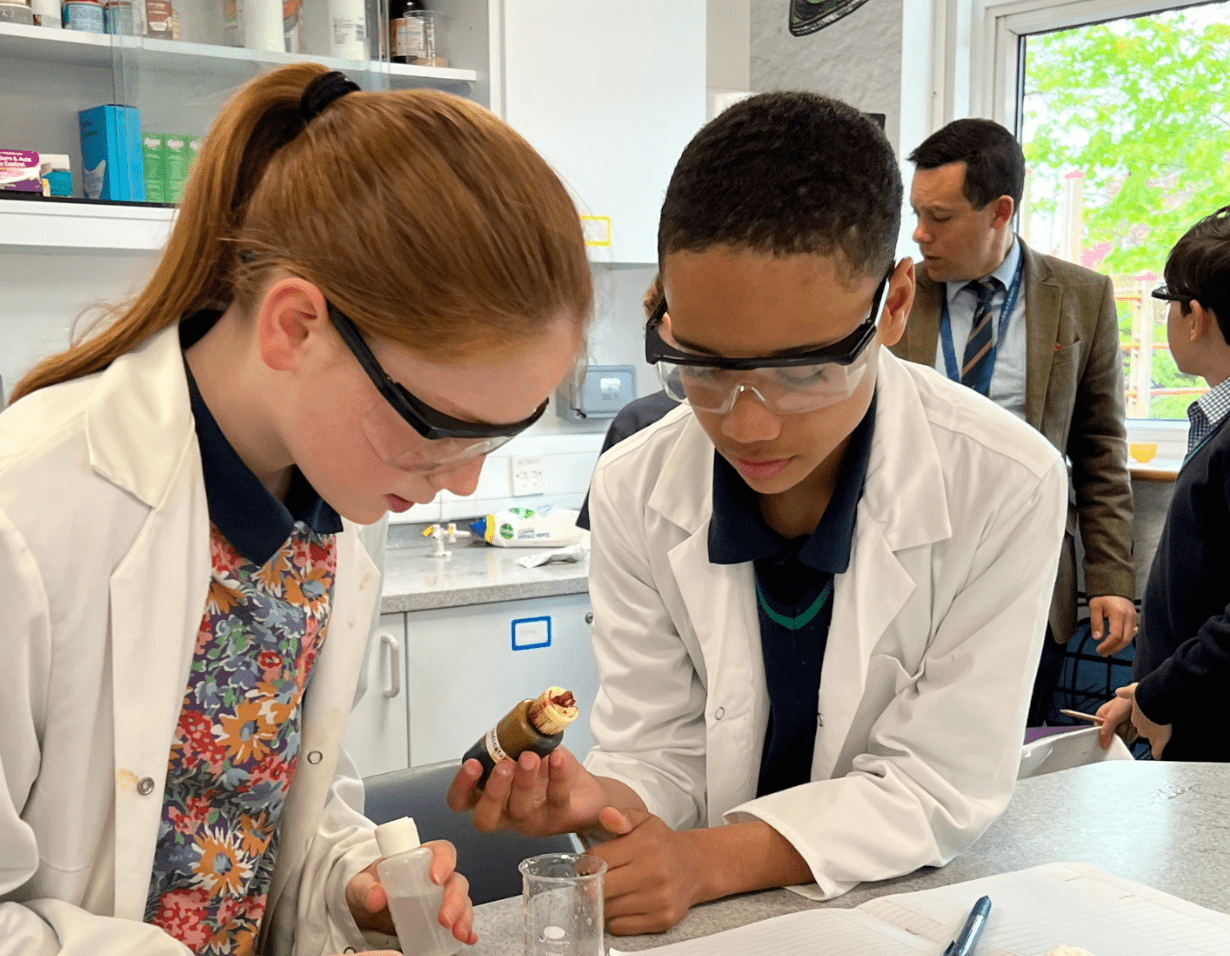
1060, 708, 1105, 724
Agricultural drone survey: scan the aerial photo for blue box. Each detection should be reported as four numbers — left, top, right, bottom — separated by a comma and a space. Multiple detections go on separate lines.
78, 105, 145, 201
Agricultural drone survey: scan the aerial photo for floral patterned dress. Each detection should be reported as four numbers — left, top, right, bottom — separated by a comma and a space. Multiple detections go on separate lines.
144, 522, 337, 955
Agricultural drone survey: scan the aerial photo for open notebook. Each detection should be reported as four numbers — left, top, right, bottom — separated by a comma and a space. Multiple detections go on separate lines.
611, 862, 1230, 956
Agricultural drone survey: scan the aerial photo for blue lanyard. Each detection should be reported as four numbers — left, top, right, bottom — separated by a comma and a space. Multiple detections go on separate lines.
939, 254, 1024, 395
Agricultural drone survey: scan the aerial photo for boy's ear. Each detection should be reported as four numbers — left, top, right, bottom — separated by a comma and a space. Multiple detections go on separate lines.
1189, 301, 1217, 344
877, 258, 916, 348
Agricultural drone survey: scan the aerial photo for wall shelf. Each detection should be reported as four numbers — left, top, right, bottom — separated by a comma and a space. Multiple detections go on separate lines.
0, 22, 477, 91
0, 200, 173, 253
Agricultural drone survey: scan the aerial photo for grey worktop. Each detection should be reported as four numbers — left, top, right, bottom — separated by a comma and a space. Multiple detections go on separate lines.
462, 760, 1230, 954
380, 537, 589, 613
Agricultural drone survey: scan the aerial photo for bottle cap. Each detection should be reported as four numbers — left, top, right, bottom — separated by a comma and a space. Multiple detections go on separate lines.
528, 687, 579, 736
375, 816, 422, 857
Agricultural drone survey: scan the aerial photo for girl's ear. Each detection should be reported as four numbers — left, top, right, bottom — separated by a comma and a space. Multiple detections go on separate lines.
877, 257, 916, 349
256, 277, 331, 373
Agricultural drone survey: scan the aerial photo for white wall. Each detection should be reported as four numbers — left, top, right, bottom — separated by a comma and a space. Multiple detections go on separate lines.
0, 252, 158, 407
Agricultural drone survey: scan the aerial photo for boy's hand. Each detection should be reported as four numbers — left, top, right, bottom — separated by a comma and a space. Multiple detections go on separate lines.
1095, 694, 1135, 750
345, 841, 478, 945
447, 747, 610, 836
1113, 682, 1172, 759
588, 807, 709, 936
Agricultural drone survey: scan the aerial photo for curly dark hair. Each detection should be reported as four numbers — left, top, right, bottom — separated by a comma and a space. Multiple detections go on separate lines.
658, 91, 902, 280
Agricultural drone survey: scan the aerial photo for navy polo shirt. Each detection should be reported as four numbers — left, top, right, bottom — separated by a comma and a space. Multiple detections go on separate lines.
708, 393, 877, 797
180, 311, 342, 564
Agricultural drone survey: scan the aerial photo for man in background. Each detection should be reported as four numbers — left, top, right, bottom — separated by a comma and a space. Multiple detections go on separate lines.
895, 118, 1136, 725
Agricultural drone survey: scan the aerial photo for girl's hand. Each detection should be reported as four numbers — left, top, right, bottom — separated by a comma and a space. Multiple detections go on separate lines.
345, 841, 478, 945
447, 747, 609, 837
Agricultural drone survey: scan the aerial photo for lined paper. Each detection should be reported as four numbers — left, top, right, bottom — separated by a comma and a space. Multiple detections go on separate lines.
618, 863, 1230, 956
862, 862, 1230, 956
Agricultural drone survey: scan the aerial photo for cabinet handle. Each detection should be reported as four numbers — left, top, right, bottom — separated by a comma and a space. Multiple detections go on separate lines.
585, 612, 594, 625
380, 632, 401, 699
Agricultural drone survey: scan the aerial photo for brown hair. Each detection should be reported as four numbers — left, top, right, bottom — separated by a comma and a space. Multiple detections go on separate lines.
12, 64, 591, 403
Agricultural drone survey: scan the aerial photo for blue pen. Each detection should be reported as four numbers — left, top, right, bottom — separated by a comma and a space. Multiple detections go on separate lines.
942, 895, 992, 956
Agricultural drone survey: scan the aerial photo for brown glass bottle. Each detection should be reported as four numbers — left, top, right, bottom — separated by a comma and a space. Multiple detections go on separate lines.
462, 687, 577, 788
388, 0, 424, 64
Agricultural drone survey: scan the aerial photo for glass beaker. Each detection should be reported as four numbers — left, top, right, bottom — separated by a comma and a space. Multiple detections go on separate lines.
519, 853, 606, 956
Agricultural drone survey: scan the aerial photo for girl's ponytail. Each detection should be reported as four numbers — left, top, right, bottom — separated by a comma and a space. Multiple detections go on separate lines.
10, 63, 332, 403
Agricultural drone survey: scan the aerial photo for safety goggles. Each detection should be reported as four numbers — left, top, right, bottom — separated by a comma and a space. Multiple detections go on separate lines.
1152, 284, 1193, 310
644, 272, 889, 415
329, 303, 546, 473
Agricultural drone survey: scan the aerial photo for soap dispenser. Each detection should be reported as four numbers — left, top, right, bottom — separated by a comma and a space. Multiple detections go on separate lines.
375, 817, 462, 956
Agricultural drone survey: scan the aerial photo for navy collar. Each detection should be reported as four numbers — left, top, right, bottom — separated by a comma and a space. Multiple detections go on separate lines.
181, 312, 343, 565
708, 391, 877, 571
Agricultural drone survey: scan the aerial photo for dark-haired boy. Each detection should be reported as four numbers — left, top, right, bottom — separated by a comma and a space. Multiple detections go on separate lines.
897, 118, 1137, 726
450, 93, 1067, 932
1098, 207, 1230, 762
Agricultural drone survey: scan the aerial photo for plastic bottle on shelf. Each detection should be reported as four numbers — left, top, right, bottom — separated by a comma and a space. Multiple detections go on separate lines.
62, 0, 105, 31
223, 0, 242, 46
374, 818, 462, 956
326, 0, 366, 59
30, 0, 60, 28
243, 0, 281, 50
0, 0, 34, 26
282, 0, 302, 53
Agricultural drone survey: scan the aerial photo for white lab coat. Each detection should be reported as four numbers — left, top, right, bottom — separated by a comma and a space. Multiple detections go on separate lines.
0, 325, 386, 955
583, 351, 1067, 900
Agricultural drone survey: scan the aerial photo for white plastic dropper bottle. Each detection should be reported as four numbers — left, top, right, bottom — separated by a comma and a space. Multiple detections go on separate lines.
375, 817, 462, 956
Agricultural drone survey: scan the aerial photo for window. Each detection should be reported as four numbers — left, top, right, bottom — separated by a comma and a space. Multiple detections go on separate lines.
1016, 1, 1230, 423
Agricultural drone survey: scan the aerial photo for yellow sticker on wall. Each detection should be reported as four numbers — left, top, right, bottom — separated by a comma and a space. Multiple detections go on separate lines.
580, 215, 611, 247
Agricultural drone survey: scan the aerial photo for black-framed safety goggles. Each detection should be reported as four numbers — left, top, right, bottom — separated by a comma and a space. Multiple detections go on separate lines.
1151, 284, 1193, 308
328, 302, 548, 442
644, 271, 889, 370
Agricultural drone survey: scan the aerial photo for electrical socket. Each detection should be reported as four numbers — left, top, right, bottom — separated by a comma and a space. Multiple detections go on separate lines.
510, 455, 545, 496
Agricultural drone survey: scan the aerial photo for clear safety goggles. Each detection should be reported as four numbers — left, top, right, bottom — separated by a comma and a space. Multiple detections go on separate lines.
330, 303, 546, 474
643, 272, 888, 415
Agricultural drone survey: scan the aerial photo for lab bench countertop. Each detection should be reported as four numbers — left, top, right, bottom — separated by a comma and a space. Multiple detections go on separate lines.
380, 539, 590, 613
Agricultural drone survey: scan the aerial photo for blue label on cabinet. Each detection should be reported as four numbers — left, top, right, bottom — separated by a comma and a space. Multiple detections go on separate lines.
511, 616, 552, 651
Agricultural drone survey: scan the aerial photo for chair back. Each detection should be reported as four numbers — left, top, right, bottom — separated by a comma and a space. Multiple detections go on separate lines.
363, 760, 580, 905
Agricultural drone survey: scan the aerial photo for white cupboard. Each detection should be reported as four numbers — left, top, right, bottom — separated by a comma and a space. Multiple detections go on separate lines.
343, 592, 599, 777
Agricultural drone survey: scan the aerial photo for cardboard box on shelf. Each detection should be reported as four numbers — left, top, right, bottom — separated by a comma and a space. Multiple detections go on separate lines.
163, 134, 190, 202
0, 149, 43, 193
79, 105, 145, 201
142, 132, 166, 203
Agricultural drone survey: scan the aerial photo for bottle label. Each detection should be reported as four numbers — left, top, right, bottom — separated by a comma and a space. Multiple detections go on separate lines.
391, 17, 425, 58
483, 727, 509, 764
333, 17, 365, 43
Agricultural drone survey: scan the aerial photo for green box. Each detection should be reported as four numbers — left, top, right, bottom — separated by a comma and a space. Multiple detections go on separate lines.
141, 131, 166, 204
164, 134, 191, 204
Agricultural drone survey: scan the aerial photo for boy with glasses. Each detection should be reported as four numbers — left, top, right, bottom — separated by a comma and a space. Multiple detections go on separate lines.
450, 92, 1068, 932
1098, 206, 1230, 761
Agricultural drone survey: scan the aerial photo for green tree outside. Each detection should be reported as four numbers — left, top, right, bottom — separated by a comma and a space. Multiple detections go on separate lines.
1021, 4, 1230, 419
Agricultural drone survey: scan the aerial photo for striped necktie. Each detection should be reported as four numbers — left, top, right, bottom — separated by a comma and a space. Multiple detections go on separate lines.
960, 279, 1000, 395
